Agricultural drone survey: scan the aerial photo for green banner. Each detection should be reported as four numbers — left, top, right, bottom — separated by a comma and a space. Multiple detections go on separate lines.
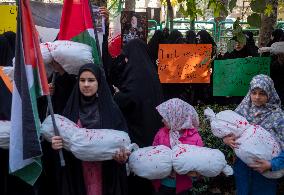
213, 57, 270, 96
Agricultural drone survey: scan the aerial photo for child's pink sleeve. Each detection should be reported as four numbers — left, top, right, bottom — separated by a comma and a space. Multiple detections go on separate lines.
152, 131, 160, 146
195, 131, 204, 147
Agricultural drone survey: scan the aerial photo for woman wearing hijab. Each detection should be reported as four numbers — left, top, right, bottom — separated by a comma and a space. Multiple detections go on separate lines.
222, 33, 259, 59
148, 30, 166, 64
190, 30, 217, 105
243, 31, 258, 57
185, 30, 197, 44
267, 29, 284, 47
50, 63, 129, 195
223, 74, 284, 195
113, 39, 163, 195
166, 30, 185, 44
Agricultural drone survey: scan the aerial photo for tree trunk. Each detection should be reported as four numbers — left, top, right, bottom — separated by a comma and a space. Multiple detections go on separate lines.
125, 0, 135, 11
166, 0, 174, 31
258, 0, 278, 47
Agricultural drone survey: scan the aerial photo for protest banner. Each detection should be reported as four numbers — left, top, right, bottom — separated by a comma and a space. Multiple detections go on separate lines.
0, 5, 17, 34
213, 57, 270, 96
158, 44, 212, 83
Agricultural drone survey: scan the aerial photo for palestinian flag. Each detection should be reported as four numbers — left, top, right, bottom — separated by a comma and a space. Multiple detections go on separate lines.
58, 0, 100, 64
9, 0, 49, 185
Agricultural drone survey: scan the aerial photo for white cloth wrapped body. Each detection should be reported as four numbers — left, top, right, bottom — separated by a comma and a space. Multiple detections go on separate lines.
41, 114, 77, 150
204, 108, 249, 138
172, 144, 233, 177
205, 108, 283, 178
41, 114, 132, 161
50, 40, 93, 75
0, 120, 10, 149
70, 128, 131, 161
128, 145, 172, 180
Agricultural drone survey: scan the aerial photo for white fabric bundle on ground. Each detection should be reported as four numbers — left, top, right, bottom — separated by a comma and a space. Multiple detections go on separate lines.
41, 114, 79, 150
128, 145, 172, 180
50, 40, 93, 75
258, 42, 284, 54
205, 108, 283, 178
0, 120, 11, 149
172, 144, 233, 177
41, 114, 133, 161
70, 128, 132, 161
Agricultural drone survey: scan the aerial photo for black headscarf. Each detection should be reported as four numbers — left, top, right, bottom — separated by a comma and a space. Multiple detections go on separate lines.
147, 30, 165, 63
4, 31, 16, 56
197, 30, 216, 46
114, 39, 163, 147
197, 30, 217, 57
267, 29, 284, 47
61, 64, 128, 195
63, 63, 128, 131
0, 35, 13, 67
243, 31, 259, 57
185, 30, 197, 44
166, 30, 184, 44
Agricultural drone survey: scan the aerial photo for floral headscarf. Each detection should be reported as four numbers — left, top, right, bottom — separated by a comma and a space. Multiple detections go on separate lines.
235, 74, 284, 150
156, 98, 199, 147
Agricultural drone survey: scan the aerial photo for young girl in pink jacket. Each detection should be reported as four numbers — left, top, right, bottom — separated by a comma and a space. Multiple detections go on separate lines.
152, 98, 204, 195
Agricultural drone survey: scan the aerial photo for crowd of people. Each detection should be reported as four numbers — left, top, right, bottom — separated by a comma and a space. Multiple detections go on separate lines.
1, 9, 284, 195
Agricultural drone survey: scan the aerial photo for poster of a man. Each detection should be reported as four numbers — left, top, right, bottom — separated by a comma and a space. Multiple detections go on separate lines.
121, 11, 147, 45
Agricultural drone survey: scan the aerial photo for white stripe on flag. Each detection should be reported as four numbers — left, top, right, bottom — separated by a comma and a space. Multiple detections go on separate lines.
25, 65, 34, 89
9, 83, 34, 172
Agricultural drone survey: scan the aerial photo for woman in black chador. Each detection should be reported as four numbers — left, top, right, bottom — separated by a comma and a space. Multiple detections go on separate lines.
113, 39, 164, 195
49, 63, 129, 195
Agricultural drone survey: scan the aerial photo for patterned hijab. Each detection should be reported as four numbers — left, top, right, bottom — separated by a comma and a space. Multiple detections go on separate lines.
156, 98, 199, 147
235, 74, 284, 149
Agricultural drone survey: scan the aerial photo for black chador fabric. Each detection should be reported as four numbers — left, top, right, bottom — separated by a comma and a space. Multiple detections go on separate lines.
185, 30, 197, 44
147, 30, 166, 64
0, 35, 13, 67
46, 63, 128, 195
37, 72, 77, 122
0, 78, 12, 120
114, 39, 163, 147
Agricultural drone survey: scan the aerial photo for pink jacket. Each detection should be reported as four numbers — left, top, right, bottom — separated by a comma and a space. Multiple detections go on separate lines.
152, 127, 204, 194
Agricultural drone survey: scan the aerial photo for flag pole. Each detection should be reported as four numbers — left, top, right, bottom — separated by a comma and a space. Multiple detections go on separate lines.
88, 0, 103, 64
46, 95, 66, 167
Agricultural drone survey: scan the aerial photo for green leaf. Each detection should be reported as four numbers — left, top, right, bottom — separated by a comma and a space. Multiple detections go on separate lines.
229, 0, 237, 12
250, 0, 266, 13
264, 4, 273, 17
247, 13, 261, 28
179, 5, 188, 17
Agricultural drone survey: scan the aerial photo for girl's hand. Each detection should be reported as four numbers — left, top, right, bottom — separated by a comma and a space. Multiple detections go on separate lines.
223, 133, 240, 149
48, 83, 55, 95
249, 159, 271, 173
113, 148, 131, 164
51, 136, 63, 150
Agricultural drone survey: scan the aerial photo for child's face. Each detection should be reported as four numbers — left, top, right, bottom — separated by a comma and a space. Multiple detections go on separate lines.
250, 88, 268, 107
